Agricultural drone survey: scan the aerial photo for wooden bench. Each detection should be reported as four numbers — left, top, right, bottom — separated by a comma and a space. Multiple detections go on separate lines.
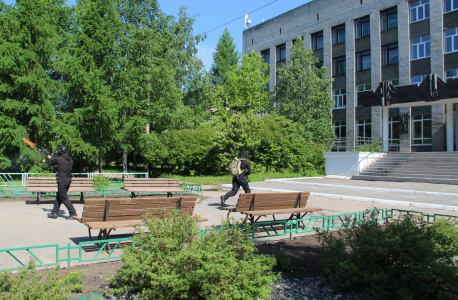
77, 196, 206, 247
122, 178, 185, 198
26, 177, 96, 205
221, 192, 322, 224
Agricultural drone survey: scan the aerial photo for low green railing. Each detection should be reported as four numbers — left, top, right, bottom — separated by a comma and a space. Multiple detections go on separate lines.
1, 209, 456, 272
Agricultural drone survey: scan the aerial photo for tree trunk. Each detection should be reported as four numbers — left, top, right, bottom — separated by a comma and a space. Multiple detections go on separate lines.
99, 125, 103, 173
80, 153, 84, 173
122, 148, 128, 173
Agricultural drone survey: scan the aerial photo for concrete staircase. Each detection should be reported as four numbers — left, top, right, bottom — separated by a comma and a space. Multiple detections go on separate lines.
351, 152, 458, 184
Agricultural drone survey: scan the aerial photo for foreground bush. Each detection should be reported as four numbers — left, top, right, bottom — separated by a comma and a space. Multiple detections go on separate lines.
0, 260, 72, 299
317, 210, 458, 300
108, 210, 279, 300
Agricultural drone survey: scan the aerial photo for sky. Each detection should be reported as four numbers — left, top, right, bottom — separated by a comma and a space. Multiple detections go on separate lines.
3, 0, 313, 70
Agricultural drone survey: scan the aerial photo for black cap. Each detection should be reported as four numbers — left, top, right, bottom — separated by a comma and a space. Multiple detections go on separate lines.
57, 145, 68, 155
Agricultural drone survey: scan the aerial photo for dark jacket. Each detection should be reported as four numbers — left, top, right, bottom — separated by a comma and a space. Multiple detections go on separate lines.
49, 152, 73, 182
239, 151, 252, 176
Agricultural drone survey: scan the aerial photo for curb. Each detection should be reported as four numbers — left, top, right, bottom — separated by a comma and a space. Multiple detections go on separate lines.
221, 184, 458, 212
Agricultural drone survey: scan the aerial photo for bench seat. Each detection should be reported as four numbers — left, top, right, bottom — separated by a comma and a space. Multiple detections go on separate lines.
122, 178, 185, 198
222, 192, 321, 224
26, 177, 96, 204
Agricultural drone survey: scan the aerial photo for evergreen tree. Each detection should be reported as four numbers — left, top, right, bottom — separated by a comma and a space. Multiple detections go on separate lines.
0, 0, 71, 171
55, 0, 122, 173
210, 28, 239, 83
274, 36, 334, 144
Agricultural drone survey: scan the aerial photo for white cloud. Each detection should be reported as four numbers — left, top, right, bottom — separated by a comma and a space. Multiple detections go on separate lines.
196, 43, 215, 72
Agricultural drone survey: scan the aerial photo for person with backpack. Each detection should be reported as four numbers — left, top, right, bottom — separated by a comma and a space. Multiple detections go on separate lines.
220, 151, 252, 206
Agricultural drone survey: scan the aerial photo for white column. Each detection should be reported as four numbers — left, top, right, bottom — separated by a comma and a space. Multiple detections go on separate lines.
447, 103, 454, 151
382, 106, 389, 152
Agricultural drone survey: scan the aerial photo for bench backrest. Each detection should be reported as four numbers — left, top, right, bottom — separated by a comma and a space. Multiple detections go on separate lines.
122, 178, 180, 189
233, 192, 309, 212
80, 196, 198, 223
27, 177, 93, 188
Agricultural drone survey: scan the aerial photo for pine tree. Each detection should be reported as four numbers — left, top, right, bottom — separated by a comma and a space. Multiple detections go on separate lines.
274, 36, 334, 144
0, 0, 71, 171
55, 0, 122, 173
210, 28, 239, 83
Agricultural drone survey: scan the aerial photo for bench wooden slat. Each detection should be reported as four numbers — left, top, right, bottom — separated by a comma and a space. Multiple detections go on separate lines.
240, 207, 322, 216
122, 188, 184, 192
84, 197, 197, 206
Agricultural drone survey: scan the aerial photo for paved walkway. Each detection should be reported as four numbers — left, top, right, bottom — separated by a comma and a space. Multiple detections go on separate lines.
229, 177, 458, 211
1, 178, 457, 270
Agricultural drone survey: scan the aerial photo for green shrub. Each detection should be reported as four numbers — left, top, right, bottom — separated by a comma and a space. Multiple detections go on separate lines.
108, 210, 279, 300
273, 246, 294, 272
92, 175, 111, 189
353, 140, 383, 152
317, 210, 458, 300
57, 271, 85, 293
0, 260, 72, 299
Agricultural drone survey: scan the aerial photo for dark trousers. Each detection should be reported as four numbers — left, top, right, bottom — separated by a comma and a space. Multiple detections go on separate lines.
225, 175, 251, 198
52, 182, 76, 215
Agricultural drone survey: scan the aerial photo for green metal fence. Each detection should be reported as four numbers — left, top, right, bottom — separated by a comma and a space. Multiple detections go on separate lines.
1, 209, 457, 272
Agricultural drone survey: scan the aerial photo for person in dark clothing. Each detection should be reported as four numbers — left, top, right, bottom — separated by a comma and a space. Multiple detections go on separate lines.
46, 145, 77, 220
220, 151, 252, 206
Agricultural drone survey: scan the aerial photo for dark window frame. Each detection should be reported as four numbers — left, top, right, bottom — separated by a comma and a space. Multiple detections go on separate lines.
333, 56, 346, 76
381, 7, 398, 31
276, 44, 286, 62
261, 49, 270, 64
332, 24, 346, 45
316, 61, 324, 69
356, 50, 371, 71
355, 16, 370, 39
312, 31, 324, 50
382, 43, 398, 65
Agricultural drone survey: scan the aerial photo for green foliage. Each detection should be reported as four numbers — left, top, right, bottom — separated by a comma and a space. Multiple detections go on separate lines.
274, 36, 334, 145
212, 50, 271, 117
210, 28, 240, 83
353, 140, 383, 152
57, 271, 84, 293
317, 209, 458, 299
273, 246, 294, 272
108, 210, 279, 300
213, 113, 326, 175
0, 260, 72, 299
92, 175, 111, 189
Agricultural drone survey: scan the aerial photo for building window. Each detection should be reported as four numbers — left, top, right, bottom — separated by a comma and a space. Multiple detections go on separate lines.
334, 121, 346, 138
332, 24, 346, 45
384, 79, 400, 87
316, 61, 324, 69
389, 117, 400, 146
333, 56, 346, 76
355, 16, 370, 39
356, 83, 371, 93
312, 31, 323, 50
357, 119, 372, 144
356, 50, 371, 71
412, 74, 427, 85
262, 49, 270, 91
445, 69, 458, 81
333, 89, 346, 109
411, 0, 430, 23
411, 35, 430, 60
276, 44, 286, 61
381, 7, 398, 31
412, 114, 432, 145
382, 43, 398, 65
445, 27, 458, 53
444, 0, 458, 13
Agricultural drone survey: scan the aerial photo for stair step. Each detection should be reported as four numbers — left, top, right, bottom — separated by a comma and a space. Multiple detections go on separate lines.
351, 175, 458, 185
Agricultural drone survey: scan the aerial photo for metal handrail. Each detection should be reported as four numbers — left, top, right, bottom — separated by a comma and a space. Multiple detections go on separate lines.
344, 139, 389, 179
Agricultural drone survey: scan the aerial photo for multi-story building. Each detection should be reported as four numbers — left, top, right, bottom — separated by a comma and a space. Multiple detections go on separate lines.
242, 0, 458, 152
